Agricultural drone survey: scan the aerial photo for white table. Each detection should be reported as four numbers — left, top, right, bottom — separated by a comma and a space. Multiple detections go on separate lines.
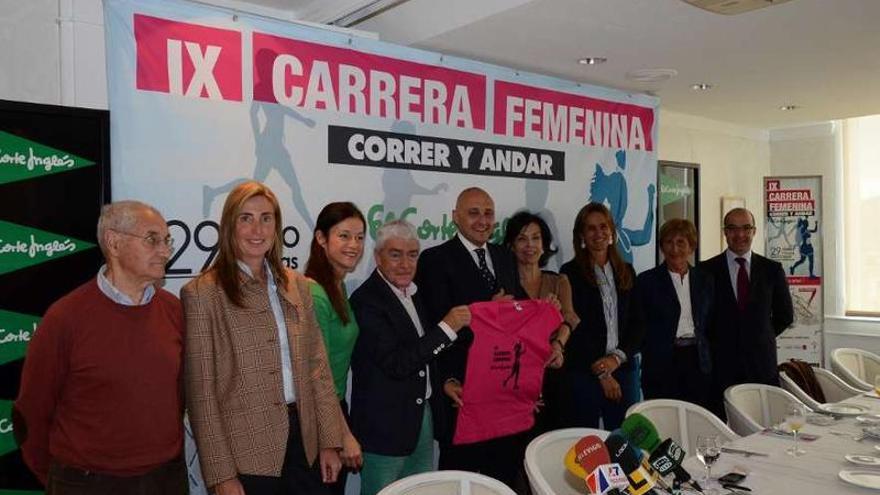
681, 395, 880, 494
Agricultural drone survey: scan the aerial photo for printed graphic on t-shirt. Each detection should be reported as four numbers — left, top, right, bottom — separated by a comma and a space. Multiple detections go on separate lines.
453, 300, 562, 445
497, 341, 525, 390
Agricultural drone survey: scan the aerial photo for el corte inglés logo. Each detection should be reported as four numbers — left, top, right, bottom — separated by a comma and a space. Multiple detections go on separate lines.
0, 130, 94, 186
0, 220, 95, 276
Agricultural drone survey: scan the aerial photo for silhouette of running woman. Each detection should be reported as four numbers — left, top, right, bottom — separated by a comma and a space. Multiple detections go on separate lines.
202, 48, 317, 229
503, 341, 525, 390
790, 216, 819, 277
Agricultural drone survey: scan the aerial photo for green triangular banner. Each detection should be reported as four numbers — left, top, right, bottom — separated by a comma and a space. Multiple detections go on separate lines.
659, 173, 693, 207
0, 130, 94, 186
0, 310, 39, 365
0, 220, 96, 276
0, 400, 17, 457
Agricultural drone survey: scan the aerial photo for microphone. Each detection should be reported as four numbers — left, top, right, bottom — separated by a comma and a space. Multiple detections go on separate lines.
564, 435, 610, 480
604, 432, 658, 495
586, 463, 630, 495
622, 414, 702, 492
620, 413, 661, 452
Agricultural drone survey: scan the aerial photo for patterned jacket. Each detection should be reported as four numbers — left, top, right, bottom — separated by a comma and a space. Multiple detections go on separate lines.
182, 267, 343, 489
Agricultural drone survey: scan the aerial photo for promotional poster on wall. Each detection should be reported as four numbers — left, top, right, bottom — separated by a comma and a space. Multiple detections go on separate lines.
764, 175, 823, 365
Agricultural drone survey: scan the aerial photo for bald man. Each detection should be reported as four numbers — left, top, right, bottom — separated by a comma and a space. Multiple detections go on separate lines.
701, 207, 793, 419
415, 187, 527, 488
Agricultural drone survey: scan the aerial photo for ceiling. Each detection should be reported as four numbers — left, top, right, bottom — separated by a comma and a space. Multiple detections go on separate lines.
235, 0, 880, 129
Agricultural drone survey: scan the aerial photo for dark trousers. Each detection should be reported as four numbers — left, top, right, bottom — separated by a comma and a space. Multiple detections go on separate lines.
566, 357, 640, 431
46, 456, 187, 495
239, 406, 332, 495
438, 430, 529, 491
532, 367, 568, 435
644, 344, 712, 412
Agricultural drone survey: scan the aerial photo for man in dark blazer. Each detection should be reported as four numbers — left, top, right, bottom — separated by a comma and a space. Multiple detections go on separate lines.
636, 219, 714, 411
349, 220, 469, 495
701, 208, 794, 418
414, 187, 527, 487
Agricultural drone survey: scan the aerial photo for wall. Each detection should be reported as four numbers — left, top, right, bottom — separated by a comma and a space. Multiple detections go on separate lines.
657, 110, 771, 259
0, 0, 106, 109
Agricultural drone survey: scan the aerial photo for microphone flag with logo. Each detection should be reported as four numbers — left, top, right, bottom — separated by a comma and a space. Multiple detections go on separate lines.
586, 463, 630, 495
564, 435, 610, 479
604, 432, 657, 495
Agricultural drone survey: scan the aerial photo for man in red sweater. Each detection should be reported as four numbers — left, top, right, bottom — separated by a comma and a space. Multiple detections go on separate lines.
14, 200, 186, 494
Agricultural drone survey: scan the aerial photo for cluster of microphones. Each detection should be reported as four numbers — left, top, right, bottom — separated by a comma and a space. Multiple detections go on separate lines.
563, 413, 704, 494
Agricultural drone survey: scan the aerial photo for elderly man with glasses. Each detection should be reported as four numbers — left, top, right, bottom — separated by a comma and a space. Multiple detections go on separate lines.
700, 207, 794, 420
14, 200, 187, 495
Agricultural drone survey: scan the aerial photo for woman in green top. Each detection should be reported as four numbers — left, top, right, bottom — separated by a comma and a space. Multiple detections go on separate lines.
306, 201, 366, 495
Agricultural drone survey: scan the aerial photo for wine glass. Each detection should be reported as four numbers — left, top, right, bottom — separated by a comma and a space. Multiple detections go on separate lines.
786, 402, 807, 456
696, 435, 721, 492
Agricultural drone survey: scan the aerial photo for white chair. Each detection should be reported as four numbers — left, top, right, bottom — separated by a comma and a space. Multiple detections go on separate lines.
780, 367, 863, 410
376, 470, 516, 495
626, 399, 739, 454
723, 383, 807, 436
524, 428, 609, 495
831, 348, 880, 391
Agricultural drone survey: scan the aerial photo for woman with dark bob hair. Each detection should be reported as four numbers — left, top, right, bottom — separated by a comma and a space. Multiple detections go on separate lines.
635, 218, 714, 410
183, 181, 343, 495
560, 203, 644, 430
503, 210, 580, 432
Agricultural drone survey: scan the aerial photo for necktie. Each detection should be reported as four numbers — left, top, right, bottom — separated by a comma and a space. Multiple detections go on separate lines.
735, 257, 749, 312
474, 248, 497, 292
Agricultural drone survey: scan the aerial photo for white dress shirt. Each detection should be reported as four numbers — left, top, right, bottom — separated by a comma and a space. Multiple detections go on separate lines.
668, 269, 696, 339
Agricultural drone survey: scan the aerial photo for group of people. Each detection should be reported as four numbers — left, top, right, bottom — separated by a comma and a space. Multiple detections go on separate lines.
13, 181, 794, 495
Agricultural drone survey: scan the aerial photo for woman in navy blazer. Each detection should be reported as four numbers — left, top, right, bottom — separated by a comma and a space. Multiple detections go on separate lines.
635, 219, 714, 410
561, 203, 644, 431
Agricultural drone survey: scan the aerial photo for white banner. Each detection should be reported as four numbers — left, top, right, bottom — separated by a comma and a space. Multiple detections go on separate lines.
104, 0, 658, 294
764, 176, 823, 366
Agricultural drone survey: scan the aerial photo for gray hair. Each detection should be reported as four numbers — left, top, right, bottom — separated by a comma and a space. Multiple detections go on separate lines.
96, 200, 163, 255
374, 219, 419, 252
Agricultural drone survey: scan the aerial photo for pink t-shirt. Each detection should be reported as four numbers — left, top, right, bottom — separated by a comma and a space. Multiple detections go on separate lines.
453, 299, 562, 445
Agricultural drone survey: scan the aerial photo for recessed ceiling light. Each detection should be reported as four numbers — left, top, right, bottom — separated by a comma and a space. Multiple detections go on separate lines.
578, 57, 607, 65
626, 68, 678, 83
779, 105, 799, 111
691, 83, 713, 90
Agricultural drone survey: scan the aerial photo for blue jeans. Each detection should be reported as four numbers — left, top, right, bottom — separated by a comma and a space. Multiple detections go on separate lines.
566, 355, 640, 431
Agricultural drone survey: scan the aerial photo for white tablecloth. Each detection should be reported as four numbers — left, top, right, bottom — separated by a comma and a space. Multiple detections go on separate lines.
681, 395, 880, 494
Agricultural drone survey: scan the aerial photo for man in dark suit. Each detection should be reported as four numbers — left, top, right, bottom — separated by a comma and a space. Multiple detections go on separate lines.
414, 187, 527, 487
701, 207, 794, 418
349, 220, 470, 495
636, 218, 714, 411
